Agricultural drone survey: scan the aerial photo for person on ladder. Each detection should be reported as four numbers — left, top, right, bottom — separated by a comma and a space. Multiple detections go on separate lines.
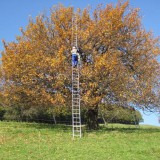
71, 46, 80, 67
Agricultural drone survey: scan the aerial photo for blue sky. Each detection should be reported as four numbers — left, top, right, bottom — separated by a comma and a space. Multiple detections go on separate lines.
0, 0, 159, 126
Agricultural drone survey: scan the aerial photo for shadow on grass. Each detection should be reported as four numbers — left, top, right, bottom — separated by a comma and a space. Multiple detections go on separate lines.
23, 123, 72, 132
27, 123, 160, 134
92, 125, 160, 134
1, 121, 160, 134
1, 121, 72, 132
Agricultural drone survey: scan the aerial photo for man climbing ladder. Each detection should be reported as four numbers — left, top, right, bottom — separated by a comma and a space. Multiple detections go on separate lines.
71, 46, 80, 67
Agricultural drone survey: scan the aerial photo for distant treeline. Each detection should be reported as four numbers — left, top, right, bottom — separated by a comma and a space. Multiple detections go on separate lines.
0, 104, 143, 125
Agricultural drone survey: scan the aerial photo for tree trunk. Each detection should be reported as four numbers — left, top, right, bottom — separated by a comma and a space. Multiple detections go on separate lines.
86, 107, 99, 130
52, 113, 57, 124
99, 108, 108, 126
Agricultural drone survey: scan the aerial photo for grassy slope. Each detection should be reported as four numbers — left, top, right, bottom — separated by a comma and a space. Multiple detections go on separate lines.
0, 121, 160, 160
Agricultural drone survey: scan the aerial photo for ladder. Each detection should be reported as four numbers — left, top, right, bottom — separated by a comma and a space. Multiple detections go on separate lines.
72, 14, 82, 138
72, 66, 81, 138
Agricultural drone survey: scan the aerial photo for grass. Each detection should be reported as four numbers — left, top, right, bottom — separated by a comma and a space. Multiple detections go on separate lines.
0, 121, 160, 160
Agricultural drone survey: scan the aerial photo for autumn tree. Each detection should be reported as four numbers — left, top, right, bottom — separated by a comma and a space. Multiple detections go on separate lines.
1, 1, 160, 129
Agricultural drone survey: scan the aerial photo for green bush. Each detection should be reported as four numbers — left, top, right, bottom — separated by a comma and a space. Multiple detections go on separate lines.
99, 104, 143, 125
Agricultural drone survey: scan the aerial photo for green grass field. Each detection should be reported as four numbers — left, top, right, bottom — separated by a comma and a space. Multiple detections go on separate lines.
0, 121, 160, 160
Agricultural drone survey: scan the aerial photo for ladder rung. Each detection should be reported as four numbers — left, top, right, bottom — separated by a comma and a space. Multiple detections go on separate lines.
74, 130, 81, 132
73, 124, 81, 126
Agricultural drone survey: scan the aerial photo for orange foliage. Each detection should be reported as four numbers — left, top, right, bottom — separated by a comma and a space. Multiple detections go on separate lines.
1, 2, 160, 112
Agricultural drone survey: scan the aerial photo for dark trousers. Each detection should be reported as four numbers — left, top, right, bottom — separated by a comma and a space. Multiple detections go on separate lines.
72, 54, 78, 67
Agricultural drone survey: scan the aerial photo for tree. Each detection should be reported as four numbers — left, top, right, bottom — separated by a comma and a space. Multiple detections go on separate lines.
99, 104, 143, 125
1, 1, 160, 129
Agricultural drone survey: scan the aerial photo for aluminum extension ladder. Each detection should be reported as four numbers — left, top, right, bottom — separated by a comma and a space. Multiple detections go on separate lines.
71, 14, 82, 138
72, 65, 82, 138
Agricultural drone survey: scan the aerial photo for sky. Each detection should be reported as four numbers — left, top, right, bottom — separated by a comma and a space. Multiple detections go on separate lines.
0, 0, 159, 126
